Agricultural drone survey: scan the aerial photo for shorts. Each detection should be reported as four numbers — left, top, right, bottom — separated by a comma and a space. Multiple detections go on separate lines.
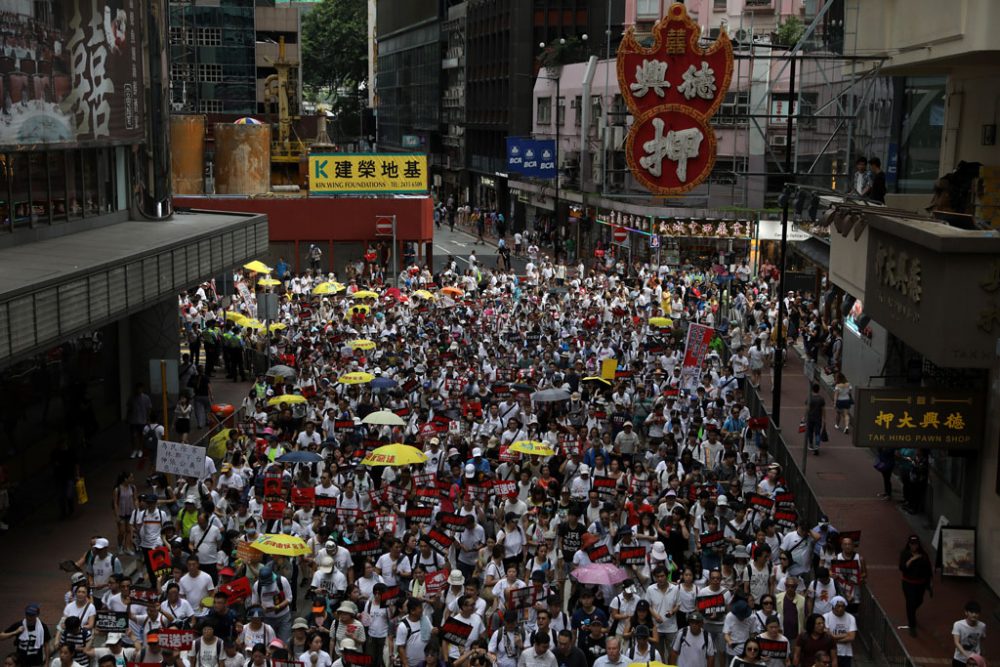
835, 399, 853, 410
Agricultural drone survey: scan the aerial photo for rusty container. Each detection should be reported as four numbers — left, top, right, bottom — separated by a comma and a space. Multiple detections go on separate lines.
213, 123, 271, 195
170, 115, 206, 194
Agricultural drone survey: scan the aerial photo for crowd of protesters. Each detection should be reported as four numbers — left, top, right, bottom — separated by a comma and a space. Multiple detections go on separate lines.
2, 244, 984, 667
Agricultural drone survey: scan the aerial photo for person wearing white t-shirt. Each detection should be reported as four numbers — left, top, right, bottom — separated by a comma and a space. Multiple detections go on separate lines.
189, 513, 223, 581
823, 597, 856, 667
952, 601, 986, 667
178, 558, 215, 615
374, 540, 412, 587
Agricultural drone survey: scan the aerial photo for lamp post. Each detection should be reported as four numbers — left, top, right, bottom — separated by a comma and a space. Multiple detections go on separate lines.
537, 34, 586, 264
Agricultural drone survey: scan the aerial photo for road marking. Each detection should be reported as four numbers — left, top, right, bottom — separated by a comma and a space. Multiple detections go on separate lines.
433, 245, 470, 264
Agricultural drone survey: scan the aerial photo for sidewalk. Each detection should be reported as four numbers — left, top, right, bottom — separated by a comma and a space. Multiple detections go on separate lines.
0, 374, 253, 627
757, 350, 1000, 665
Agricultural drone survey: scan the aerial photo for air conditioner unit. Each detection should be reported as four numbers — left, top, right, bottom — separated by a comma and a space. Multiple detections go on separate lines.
770, 134, 788, 147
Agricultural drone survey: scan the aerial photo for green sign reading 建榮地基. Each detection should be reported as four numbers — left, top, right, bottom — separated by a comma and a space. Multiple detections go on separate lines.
853, 387, 984, 450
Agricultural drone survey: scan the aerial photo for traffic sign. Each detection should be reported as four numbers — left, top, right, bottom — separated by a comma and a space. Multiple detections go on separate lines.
649, 234, 660, 249
375, 216, 394, 237
613, 226, 628, 244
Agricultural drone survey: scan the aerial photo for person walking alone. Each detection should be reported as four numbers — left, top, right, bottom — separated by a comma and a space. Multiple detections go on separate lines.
898, 535, 932, 637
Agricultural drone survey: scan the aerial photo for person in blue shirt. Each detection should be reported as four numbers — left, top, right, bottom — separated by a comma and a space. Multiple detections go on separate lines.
275, 257, 289, 280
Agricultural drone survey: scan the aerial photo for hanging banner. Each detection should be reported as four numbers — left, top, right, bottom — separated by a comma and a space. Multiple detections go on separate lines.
680, 323, 715, 390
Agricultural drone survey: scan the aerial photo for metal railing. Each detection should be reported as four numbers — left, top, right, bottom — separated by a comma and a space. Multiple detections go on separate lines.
740, 362, 917, 667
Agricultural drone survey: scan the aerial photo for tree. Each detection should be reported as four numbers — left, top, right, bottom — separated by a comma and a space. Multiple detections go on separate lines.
301, 0, 368, 137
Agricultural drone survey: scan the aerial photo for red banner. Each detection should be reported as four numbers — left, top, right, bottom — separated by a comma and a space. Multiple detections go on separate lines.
492, 480, 518, 499
587, 544, 613, 564
696, 593, 727, 616
619, 546, 647, 566
218, 576, 252, 605
441, 617, 473, 646
405, 506, 434, 525
262, 501, 287, 521
427, 528, 455, 555
426, 569, 450, 596
291, 487, 316, 508
758, 638, 788, 661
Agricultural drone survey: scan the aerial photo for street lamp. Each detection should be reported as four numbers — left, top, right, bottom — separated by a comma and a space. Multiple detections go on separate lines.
534, 34, 586, 264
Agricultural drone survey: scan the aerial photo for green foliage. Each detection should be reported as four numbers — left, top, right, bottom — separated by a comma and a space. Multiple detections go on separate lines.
775, 15, 806, 48
301, 0, 367, 98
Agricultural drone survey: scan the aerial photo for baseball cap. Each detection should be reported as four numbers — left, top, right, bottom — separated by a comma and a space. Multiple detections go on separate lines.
24, 604, 40, 616
105, 633, 124, 645
94, 538, 110, 550
578, 464, 591, 475
291, 618, 309, 631
472, 447, 483, 457
258, 565, 274, 582
219, 567, 236, 577
688, 611, 705, 623
464, 463, 476, 478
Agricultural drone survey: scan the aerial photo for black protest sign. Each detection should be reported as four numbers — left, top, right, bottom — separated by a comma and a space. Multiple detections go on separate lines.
441, 617, 474, 646
619, 546, 647, 566
96, 610, 129, 633
427, 528, 455, 555
696, 593, 728, 616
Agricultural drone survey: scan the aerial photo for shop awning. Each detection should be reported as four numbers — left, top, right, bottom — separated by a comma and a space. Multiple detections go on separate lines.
790, 237, 830, 269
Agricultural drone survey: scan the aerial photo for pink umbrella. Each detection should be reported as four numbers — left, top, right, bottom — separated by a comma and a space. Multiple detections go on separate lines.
571, 563, 629, 586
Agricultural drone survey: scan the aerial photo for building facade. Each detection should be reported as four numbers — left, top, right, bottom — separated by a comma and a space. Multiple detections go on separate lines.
831, 0, 1000, 595
0, 0, 267, 501
511, 0, 873, 261
168, 0, 302, 115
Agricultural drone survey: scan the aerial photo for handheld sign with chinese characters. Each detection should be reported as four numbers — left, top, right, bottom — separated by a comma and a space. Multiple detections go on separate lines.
617, 2, 733, 195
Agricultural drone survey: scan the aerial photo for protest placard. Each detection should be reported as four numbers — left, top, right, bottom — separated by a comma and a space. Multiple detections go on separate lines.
619, 546, 647, 566
696, 593, 727, 616
440, 617, 473, 645
218, 577, 252, 605
426, 569, 449, 596
155, 441, 205, 479
427, 528, 455, 555
95, 610, 129, 633
156, 630, 197, 652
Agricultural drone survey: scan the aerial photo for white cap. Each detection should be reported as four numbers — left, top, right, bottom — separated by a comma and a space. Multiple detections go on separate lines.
464, 463, 476, 478
578, 464, 591, 475
94, 537, 110, 549
105, 633, 124, 645
650, 541, 668, 559
716, 495, 729, 506
472, 447, 483, 457
317, 556, 334, 574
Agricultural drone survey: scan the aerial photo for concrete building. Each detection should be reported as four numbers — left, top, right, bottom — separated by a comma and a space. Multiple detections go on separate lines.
511, 0, 876, 262
168, 0, 302, 115
0, 1, 267, 497
830, 0, 1000, 595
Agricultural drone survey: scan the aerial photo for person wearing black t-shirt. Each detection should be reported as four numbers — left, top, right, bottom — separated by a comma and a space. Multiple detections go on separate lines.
0, 605, 51, 667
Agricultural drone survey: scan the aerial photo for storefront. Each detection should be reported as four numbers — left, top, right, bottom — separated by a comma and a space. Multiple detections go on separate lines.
828, 206, 1000, 593
595, 209, 754, 268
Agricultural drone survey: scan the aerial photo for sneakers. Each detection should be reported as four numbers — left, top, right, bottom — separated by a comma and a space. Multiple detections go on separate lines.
138, 451, 144, 458
844, 426, 850, 434
129, 451, 137, 459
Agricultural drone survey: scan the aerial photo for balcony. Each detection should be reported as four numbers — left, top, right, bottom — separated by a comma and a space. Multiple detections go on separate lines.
744, 0, 774, 11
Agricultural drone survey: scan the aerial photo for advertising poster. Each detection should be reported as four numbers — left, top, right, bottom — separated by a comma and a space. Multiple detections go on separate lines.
940, 527, 976, 578
0, 0, 145, 148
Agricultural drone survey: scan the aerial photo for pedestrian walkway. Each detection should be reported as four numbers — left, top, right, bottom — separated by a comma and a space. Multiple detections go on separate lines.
757, 349, 1000, 665
0, 375, 252, 627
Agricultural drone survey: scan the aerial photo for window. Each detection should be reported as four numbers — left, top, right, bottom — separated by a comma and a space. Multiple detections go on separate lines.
591, 95, 603, 127
574, 96, 582, 126
169, 26, 192, 45
636, 0, 660, 20
170, 63, 194, 81
556, 96, 565, 126
611, 93, 628, 119
199, 99, 223, 113
714, 0, 728, 9
199, 63, 223, 82
537, 96, 551, 124
198, 27, 222, 46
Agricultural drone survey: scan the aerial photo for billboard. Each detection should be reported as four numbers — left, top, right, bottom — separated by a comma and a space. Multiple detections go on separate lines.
505, 137, 556, 180
853, 387, 984, 450
0, 0, 145, 148
308, 153, 428, 195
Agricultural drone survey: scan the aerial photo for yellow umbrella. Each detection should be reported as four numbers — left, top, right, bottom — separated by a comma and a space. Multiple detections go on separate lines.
250, 533, 311, 557
351, 290, 380, 300
207, 428, 235, 461
361, 444, 428, 467
243, 260, 273, 274
268, 394, 307, 407
339, 371, 374, 385
259, 277, 281, 287
225, 311, 246, 324
361, 410, 406, 426
413, 289, 436, 301
510, 440, 556, 457
268, 322, 287, 333
348, 339, 377, 351
241, 318, 265, 331
628, 663, 672, 667
582, 376, 612, 386
313, 281, 345, 295
649, 317, 673, 327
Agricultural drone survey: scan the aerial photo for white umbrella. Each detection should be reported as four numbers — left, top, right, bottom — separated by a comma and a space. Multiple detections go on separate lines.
361, 410, 406, 427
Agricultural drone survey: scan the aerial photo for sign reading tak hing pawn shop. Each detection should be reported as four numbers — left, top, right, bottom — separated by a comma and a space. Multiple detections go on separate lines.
853, 388, 984, 450
616, 3, 734, 195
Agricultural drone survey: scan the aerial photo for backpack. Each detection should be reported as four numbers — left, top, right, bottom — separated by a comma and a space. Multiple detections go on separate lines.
675, 626, 709, 653
143, 425, 159, 450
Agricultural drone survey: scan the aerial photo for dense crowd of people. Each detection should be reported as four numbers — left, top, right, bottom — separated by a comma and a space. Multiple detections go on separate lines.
2, 247, 984, 667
